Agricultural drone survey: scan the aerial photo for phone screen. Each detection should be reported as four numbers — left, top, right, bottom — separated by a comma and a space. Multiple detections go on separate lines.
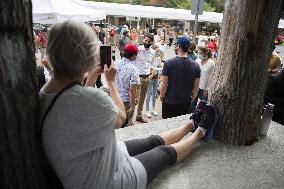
100, 46, 111, 69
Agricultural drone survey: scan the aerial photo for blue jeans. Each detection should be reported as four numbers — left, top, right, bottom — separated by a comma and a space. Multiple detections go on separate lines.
146, 79, 159, 112
189, 89, 208, 113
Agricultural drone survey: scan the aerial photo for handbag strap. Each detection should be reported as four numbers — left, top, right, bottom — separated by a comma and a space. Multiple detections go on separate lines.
40, 81, 81, 132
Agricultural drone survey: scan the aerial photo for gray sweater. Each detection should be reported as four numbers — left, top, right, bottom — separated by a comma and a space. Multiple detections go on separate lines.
40, 85, 147, 189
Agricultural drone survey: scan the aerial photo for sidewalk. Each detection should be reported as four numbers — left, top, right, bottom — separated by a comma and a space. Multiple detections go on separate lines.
116, 115, 284, 189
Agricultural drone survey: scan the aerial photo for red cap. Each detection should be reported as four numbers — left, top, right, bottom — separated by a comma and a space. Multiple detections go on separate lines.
124, 44, 139, 54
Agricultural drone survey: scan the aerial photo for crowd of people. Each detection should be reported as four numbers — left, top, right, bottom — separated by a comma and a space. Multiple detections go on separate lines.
115, 28, 218, 124
39, 20, 219, 189
34, 19, 283, 188
35, 21, 221, 124
34, 21, 284, 127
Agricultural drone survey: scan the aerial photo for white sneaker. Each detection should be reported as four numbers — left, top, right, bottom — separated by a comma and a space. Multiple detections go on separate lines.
152, 110, 158, 116
146, 111, 152, 118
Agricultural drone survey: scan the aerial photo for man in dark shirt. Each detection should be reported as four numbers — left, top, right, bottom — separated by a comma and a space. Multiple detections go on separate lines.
264, 69, 284, 125
160, 37, 200, 119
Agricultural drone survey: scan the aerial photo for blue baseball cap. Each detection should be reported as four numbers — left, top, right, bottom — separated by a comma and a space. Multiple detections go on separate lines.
176, 36, 190, 49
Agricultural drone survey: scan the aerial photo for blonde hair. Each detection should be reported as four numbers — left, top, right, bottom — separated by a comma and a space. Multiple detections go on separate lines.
47, 20, 99, 79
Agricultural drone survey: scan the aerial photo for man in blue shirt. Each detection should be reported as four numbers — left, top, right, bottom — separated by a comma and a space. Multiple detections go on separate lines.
160, 37, 200, 119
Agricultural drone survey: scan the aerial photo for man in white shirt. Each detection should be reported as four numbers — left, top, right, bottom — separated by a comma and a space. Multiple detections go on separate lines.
133, 34, 156, 123
115, 44, 140, 126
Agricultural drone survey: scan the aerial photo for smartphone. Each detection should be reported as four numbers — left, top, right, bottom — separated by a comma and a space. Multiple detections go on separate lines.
100, 46, 112, 69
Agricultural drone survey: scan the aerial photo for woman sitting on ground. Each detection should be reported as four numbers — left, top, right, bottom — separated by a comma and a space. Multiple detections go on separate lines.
40, 20, 218, 189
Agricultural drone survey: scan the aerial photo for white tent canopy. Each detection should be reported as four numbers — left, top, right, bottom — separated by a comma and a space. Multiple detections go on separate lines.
32, 0, 106, 24
78, 1, 223, 23
78, 1, 190, 20
78, 1, 284, 27
279, 20, 284, 29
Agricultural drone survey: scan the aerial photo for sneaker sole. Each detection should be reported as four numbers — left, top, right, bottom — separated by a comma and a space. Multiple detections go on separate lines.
189, 100, 207, 121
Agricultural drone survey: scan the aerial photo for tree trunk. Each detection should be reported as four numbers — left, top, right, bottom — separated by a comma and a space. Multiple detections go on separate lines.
0, 0, 48, 188
210, 0, 284, 145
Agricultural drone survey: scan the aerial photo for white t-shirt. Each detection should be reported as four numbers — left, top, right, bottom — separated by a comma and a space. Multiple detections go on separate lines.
134, 46, 156, 75
195, 59, 215, 90
40, 86, 147, 189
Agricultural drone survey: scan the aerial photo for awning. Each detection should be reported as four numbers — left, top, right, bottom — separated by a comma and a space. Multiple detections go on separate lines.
32, 0, 106, 24
77, 1, 194, 20
77, 1, 284, 28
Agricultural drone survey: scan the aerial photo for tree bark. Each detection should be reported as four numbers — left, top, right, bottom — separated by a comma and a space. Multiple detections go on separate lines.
210, 0, 284, 145
0, 0, 48, 188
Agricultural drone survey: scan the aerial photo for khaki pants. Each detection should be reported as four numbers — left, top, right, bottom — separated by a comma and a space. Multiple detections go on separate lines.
136, 76, 150, 117
122, 102, 133, 127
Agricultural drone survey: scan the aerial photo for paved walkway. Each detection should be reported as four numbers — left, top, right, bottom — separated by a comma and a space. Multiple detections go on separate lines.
116, 117, 284, 189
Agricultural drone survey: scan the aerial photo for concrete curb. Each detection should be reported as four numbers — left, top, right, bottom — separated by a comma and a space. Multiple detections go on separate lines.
116, 115, 284, 189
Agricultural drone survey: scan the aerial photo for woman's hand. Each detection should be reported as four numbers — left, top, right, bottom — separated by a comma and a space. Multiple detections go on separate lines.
85, 66, 103, 86
42, 58, 53, 71
104, 62, 116, 84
